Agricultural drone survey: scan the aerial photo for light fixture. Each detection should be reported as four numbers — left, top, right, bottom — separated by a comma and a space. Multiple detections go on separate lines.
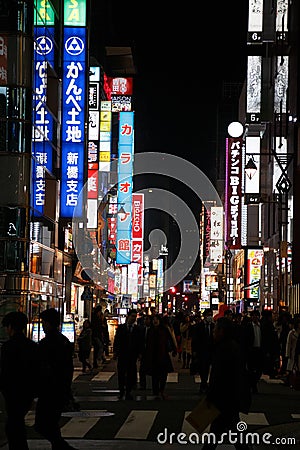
227, 121, 244, 138
245, 157, 257, 180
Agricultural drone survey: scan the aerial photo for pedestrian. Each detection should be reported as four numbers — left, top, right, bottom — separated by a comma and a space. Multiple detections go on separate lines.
202, 317, 252, 449
180, 314, 193, 369
144, 314, 177, 400
113, 309, 142, 400
260, 310, 280, 379
138, 314, 152, 390
34, 308, 77, 450
191, 308, 215, 394
0, 311, 39, 450
90, 305, 104, 369
77, 319, 92, 373
286, 318, 300, 377
244, 310, 263, 393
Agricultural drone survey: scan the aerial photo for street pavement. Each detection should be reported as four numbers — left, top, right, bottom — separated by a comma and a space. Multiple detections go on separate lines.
1, 355, 300, 449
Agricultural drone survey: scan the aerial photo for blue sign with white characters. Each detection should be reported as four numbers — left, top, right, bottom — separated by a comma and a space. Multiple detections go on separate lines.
61, 27, 86, 218
116, 112, 134, 264
32, 26, 55, 213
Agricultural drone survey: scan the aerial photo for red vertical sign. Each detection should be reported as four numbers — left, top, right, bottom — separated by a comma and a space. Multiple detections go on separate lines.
132, 194, 144, 284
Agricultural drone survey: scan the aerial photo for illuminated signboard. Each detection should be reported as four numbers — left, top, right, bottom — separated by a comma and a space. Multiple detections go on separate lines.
225, 137, 243, 250
246, 55, 262, 124
210, 206, 223, 264
245, 137, 260, 196
132, 193, 144, 284
247, 0, 263, 43
116, 112, 134, 264
32, 26, 55, 213
61, 26, 86, 217
64, 0, 86, 26
274, 56, 288, 114
276, 0, 289, 39
0, 34, 8, 85
245, 248, 264, 299
34, 0, 55, 26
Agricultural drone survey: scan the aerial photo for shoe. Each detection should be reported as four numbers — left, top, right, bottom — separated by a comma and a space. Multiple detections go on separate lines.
118, 391, 125, 400
125, 393, 133, 400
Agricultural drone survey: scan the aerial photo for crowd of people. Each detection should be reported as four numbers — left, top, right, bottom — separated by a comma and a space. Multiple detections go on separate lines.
0, 309, 77, 450
1, 304, 299, 449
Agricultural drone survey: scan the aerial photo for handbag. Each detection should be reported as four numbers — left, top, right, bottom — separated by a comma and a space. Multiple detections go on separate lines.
186, 394, 220, 434
289, 364, 300, 390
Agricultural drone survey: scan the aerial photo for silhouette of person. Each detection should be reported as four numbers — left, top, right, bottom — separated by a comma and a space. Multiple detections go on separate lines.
113, 309, 142, 400
0, 311, 39, 450
34, 308, 77, 450
202, 317, 251, 449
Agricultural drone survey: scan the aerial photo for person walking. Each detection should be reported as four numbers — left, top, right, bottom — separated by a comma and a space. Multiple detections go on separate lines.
90, 305, 104, 369
0, 311, 39, 450
202, 317, 251, 449
77, 319, 92, 373
34, 308, 77, 450
244, 310, 263, 394
144, 314, 177, 400
191, 308, 215, 393
138, 314, 152, 390
286, 318, 300, 378
180, 314, 193, 369
113, 309, 142, 400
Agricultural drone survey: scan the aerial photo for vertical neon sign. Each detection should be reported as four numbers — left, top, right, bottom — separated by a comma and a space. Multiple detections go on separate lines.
61, 1, 86, 218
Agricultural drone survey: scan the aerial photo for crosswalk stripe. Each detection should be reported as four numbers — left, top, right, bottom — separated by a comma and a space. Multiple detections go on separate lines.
114, 410, 158, 439
72, 372, 81, 381
167, 373, 178, 383
91, 371, 115, 382
291, 414, 300, 419
239, 412, 269, 425
61, 417, 100, 438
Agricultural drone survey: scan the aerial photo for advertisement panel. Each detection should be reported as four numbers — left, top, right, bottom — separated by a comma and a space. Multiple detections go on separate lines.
245, 248, 264, 300
225, 137, 243, 250
60, 26, 86, 217
116, 112, 134, 264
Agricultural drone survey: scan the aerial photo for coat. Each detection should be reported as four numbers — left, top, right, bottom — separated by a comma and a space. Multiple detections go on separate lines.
207, 337, 252, 415
144, 324, 175, 375
0, 332, 39, 403
77, 327, 92, 353
286, 329, 299, 371
37, 329, 74, 402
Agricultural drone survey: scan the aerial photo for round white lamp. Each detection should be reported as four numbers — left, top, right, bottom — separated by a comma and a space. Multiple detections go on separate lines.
227, 121, 244, 138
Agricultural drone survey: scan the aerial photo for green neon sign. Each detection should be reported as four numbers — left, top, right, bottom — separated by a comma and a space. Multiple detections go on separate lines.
34, 0, 55, 26
64, 0, 86, 26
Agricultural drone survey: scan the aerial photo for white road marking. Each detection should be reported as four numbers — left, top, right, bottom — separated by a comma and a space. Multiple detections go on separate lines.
114, 410, 158, 439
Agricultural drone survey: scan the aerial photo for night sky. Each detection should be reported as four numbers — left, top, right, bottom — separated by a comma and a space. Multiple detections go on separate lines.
91, 1, 249, 278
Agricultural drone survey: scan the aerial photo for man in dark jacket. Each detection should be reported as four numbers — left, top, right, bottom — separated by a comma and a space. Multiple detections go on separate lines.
34, 308, 77, 450
191, 308, 215, 393
0, 311, 39, 450
113, 309, 142, 400
203, 317, 251, 449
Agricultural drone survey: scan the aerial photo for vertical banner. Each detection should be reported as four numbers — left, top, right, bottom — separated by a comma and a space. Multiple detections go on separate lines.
116, 112, 134, 264
245, 248, 264, 299
131, 193, 144, 285
210, 206, 223, 264
60, 26, 86, 217
247, 0, 263, 43
0, 34, 7, 85
32, 26, 55, 213
246, 55, 262, 124
225, 137, 243, 250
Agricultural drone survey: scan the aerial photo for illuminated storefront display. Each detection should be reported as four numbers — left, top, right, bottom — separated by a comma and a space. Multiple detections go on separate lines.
245, 248, 264, 300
